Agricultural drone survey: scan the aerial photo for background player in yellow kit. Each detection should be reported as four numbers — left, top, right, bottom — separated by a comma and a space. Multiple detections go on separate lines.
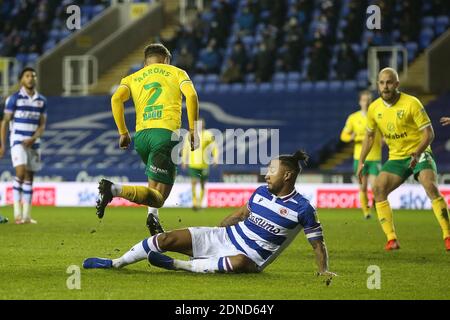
358, 68, 450, 251
182, 118, 218, 210
340, 90, 382, 219
96, 43, 199, 235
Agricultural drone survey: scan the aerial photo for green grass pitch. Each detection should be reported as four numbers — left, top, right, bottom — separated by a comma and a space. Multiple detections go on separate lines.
0, 206, 449, 300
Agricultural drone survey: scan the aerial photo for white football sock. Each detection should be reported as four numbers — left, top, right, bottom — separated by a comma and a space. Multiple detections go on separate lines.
112, 235, 163, 268
174, 257, 233, 273
22, 181, 33, 221
112, 239, 149, 268
147, 206, 159, 218
111, 183, 122, 197
13, 178, 23, 220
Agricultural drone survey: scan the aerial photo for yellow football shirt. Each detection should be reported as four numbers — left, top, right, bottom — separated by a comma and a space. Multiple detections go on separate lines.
342, 111, 382, 161
367, 93, 432, 160
183, 130, 218, 170
119, 63, 191, 133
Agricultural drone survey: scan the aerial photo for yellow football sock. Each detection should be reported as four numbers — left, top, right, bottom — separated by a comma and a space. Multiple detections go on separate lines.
375, 200, 397, 241
431, 197, 450, 239
192, 184, 197, 207
119, 186, 164, 208
199, 187, 205, 206
359, 191, 370, 217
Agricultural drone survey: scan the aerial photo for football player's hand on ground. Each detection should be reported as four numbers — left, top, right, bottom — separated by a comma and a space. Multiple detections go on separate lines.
440, 117, 450, 126
119, 133, 131, 149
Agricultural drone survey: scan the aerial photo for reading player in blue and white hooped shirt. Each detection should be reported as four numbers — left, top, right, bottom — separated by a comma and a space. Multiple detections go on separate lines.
0, 68, 47, 224
83, 150, 337, 280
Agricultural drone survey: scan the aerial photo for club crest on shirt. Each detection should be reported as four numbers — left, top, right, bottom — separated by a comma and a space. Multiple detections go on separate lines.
397, 110, 405, 119
279, 208, 288, 216
387, 122, 395, 132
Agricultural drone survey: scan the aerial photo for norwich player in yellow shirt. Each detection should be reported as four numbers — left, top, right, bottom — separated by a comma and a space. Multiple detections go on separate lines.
358, 68, 450, 251
182, 119, 218, 210
96, 43, 199, 235
341, 90, 382, 219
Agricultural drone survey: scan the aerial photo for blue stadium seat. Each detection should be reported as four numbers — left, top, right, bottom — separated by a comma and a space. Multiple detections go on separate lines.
405, 42, 418, 62
419, 27, 435, 49
356, 69, 368, 82
245, 73, 255, 83
204, 83, 217, 93
315, 81, 328, 91
273, 82, 286, 92
421, 16, 435, 28
27, 53, 39, 65
328, 81, 342, 91
435, 16, 449, 35
299, 82, 313, 91
286, 82, 299, 92
273, 72, 287, 83
205, 74, 219, 84
287, 72, 301, 82
195, 83, 204, 93
243, 83, 258, 93
259, 82, 272, 93
193, 74, 205, 85
230, 83, 244, 93
217, 83, 231, 93
342, 80, 357, 91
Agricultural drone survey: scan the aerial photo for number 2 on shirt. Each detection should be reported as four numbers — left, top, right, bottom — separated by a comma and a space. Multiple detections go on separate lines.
143, 82, 163, 121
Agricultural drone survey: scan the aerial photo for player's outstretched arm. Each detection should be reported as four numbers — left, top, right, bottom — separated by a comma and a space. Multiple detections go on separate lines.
357, 130, 375, 183
310, 239, 337, 278
111, 85, 131, 149
181, 82, 199, 151
0, 113, 12, 158
218, 205, 250, 227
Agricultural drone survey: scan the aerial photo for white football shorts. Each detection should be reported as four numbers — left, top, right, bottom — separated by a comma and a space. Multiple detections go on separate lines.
188, 227, 249, 260
11, 144, 42, 172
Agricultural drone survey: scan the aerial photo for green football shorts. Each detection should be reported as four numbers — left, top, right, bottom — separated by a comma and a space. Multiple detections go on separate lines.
134, 128, 180, 185
381, 151, 437, 181
188, 167, 209, 181
353, 160, 381, 176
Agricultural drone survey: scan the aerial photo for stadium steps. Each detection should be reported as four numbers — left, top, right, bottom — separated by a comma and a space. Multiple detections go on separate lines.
400, 54, 437, 106
89, 1, 179, 95
400, 53, 427, 92
89, 44, 148, 94
319, 144, 354, 171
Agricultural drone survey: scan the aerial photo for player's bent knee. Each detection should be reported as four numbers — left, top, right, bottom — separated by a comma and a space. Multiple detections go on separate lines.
372, 184, 384, 201
230, 255, 258, 273
156, 232, 174, 250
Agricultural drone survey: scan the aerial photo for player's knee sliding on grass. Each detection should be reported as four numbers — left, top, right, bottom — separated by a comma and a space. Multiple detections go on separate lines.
85, 150, 337, 280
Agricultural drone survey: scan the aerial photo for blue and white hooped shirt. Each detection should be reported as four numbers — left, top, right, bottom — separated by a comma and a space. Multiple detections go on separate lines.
5, 87, 47, 150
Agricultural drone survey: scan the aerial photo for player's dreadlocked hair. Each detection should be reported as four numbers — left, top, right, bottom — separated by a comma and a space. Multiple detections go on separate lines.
144, 43, 172, 61
278, 150, 309, 175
